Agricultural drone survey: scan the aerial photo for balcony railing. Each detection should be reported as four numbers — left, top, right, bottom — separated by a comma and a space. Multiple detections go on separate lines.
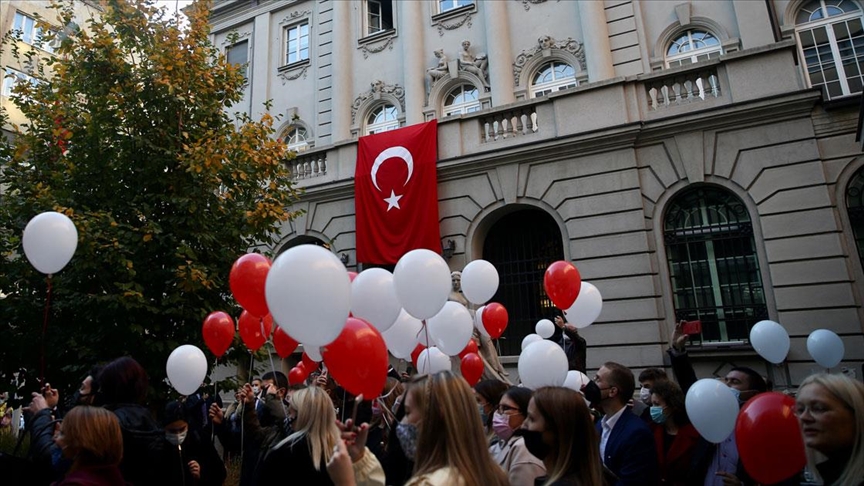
289, 151, 327, 180
481, 106, 539, 143
645, 67, 721, 110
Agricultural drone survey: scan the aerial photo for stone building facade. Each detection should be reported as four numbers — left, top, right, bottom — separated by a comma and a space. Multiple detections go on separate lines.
208, 0, 864, 386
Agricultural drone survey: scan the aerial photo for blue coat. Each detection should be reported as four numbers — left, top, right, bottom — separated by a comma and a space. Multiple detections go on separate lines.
597, 408, 659, 486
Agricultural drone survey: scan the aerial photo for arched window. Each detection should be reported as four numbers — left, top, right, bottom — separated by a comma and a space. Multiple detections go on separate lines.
283, 126, 308, 152
530, 61, 578, 98
847, 168, 864, 265
665, 30, 723, 67
366, 104, 399, 134
443, 84, 481, 116
795, 0, 864, 100
664, 187, 767, 344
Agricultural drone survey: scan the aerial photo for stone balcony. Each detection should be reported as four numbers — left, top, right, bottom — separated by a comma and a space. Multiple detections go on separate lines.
287, 40, 807, 187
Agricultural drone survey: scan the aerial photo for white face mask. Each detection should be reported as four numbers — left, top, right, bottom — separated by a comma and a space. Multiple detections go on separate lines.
166, 430, 187, 446
252, 385, 261, 395
639, 386, 651, 404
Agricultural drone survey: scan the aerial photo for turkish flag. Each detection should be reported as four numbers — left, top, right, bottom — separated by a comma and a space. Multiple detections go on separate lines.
355, 120, 441, 265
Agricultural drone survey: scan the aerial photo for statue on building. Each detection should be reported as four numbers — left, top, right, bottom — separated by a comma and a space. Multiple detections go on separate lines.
538, 35, 555, 50
427, 49, 449, 83
448, 271, 510, 383
458, 40, 490, 88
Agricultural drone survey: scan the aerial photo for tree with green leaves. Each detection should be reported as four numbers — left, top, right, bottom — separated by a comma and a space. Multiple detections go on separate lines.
0, 0, 300, 403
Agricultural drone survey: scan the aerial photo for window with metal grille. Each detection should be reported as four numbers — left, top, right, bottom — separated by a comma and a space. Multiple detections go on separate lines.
663, 187, 767, 344
847, 168, 864, 265
483, 209, 564, 356
795, 0, 864, 100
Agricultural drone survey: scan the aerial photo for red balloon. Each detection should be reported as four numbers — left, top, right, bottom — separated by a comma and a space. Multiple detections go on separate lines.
348, 271, 358, 282
273, 327, 299, 358
458, 339, 479, 360
238, 311, 273, 352
735, 392, 806, 484
288, 363, 308, 386
323, 317, 389, 399
411, 343, 427, 368
302, 352, 319, 369
202, 311, 235, 358
544, 260, 582, 309
229, 253, 272, 318
482, 303, 509, 339
460, 353, 484, 385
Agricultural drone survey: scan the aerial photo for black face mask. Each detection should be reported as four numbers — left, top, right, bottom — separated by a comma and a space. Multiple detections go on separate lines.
521, 429, 550, 460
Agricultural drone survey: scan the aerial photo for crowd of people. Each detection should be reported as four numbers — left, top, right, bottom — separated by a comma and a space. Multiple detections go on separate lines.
2, 320, 862, 486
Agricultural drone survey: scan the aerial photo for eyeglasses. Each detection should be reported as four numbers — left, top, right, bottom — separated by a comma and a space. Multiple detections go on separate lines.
497, 404, 521, 415
794, 402, 833, 418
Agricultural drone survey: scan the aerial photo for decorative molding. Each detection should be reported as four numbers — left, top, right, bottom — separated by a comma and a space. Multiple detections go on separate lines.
433, 11, 473, 36
351, 80, 405, 124
277, 60, 310, 84
359, 35, 396, 59
512, 36, 586, 86
279, 10, 311, 25
521, 0, 560, 11
220, 31, 251, 46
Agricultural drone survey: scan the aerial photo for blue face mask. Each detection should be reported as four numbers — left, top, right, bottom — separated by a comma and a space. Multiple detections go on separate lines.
729, 387, 743, 405
649, 406, 666, 424
396, 422, 418, 461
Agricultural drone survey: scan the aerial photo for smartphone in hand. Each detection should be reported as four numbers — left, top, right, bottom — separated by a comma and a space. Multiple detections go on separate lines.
682, 320, 702, 336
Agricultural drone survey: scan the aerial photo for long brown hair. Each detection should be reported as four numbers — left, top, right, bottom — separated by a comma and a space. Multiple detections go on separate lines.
532, 387, 603, 486
61, 406, 123, 470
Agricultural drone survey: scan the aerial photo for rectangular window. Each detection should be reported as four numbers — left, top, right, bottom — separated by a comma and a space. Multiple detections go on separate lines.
366, 0, 394, 36
2, 67, 39, 98
285, 23, 310, 65
13, 11, 56, 53
438, 0, 474, 13
227, 40, 249, 78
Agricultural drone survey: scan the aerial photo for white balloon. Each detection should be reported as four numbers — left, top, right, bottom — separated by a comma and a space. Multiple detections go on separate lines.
474, 305, 490, 338
749, 320, 790, 364
303, 344, 323, 362
807, 329, 845, 369
417, 347, 451, 375
427, 301, 474, 356
564, 282, 603, 328
461, 260, 499, 305
518, 340, 568, 389
685, 378, 739, 443
351, 268, 401, 332
535, 319, 555, 339
563, 370, 590, 392
393, 249, 452, 320
521, 333, 542, 351
22, 211, 78, 274
265, 245, 351, 347
381, 309, 424, 359
166, 345, 208, 396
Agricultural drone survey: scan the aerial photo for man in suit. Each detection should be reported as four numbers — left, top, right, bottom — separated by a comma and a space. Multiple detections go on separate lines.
594, 361, 660, 486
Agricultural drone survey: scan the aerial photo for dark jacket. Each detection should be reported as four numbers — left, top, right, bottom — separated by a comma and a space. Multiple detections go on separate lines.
258, 434, 333, 485
51, 465, 130, 486
597, 408, 659, 486
104, 403, 171, 486
238, 395, 290, 486
552, 326, 587, 373
160, 429, 227, 486
652, 422, 701, 485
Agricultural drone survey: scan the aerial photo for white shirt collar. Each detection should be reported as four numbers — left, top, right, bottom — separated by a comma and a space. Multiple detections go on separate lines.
601, 405, 627, 431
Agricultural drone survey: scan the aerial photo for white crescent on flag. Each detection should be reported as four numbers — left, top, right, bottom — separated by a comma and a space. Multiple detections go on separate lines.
370, 146, 414, 192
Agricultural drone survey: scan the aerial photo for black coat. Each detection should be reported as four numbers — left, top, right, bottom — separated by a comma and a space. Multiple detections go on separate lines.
105, 403, 173, 486
258, 434, 333, 485
160, 430, 226, 486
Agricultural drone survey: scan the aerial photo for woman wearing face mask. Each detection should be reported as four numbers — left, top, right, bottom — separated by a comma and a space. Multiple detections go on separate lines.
161, 400, 226, 486
489, 387, 546, 485
473, 379, 509, 444
647, 381, 700, 486
380, 376, 428, 486
367, 378, 404, 461
795, 373, 864, 486
406, 371, 508, 486
520, 386, 604, 486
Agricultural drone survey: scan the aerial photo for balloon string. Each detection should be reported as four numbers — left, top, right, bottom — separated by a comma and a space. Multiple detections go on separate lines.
265, 344, 289, 420
40, 275, 53, 387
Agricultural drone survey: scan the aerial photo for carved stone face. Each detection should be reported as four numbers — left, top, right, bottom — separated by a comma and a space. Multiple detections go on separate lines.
462, 40, 471, 50
451, 271, 462, 292
434, 49, 443, 58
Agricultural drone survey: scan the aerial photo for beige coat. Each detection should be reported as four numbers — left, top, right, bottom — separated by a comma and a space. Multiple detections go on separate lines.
490, 435, 547, 486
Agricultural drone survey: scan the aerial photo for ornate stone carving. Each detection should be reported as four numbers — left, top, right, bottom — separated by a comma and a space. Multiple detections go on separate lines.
458, 40, 489, 88
520, 0, 560, 11
427, 49, 450, 83
512, 35, 586, 86
433, 11, 473, 37
220, 31, 251, 46
278, 64, 309, 84
359, 35, 396, 59
351, 80, 405, 124
279, 10, 311, 25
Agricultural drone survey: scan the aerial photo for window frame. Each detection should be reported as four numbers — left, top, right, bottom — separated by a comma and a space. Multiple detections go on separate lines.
226, 39, 250, 80
365, 104, 400, 135
284, 21, 310, 66
284, 126, 310, 152
2, 67, 40, 98
664, 29, 724, 68
443, 84, 481, 116
437, 0, 474, 14
529, 61, 578, 98
13, 11, 58, 54
794, 0, 864, 100
364, 0, 395, 37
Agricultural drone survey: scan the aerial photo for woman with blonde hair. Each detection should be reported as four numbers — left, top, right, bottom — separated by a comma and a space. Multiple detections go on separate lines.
53, 405, 129, 485
406, 371, 508, 486
520, 387, 604, 486
795, 373, 864, 486
259, 385, 384, 485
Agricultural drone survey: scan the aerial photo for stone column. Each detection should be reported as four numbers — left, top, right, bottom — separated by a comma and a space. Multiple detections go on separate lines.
733, 0, 775, 49
577, 0, 615, 82
402, 0, 425, 124
249, 11, 271, 120
331, 0, 353, 142
483, 0, 515, 105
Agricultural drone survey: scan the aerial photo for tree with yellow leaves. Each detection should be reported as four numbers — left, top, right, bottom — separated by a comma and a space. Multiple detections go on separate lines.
0, 0, 300, 401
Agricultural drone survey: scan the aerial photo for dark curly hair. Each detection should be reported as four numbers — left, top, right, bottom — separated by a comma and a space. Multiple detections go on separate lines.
650, 380, 689, 426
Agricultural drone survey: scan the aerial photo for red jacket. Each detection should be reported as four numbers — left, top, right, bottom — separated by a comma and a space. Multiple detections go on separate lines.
52, 465, 130, 486
652, 422, 702, 486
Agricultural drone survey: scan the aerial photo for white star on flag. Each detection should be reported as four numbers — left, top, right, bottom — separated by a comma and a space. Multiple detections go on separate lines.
383, 190, 403, 211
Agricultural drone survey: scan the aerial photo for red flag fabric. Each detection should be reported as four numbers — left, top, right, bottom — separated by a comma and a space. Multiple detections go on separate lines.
355, 120, 441, 264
